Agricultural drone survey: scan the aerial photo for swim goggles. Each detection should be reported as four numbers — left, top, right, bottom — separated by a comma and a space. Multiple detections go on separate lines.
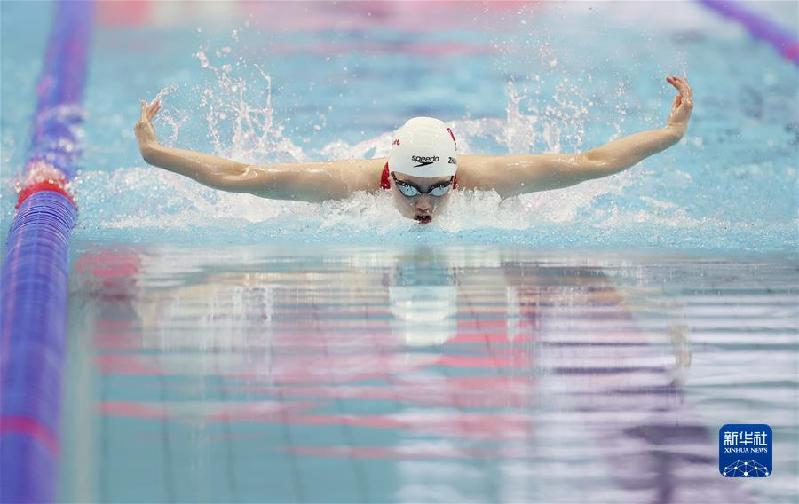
391, 172, 454, 197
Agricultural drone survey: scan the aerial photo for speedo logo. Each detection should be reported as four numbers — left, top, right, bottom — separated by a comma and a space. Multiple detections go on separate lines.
411, 155, 439, 168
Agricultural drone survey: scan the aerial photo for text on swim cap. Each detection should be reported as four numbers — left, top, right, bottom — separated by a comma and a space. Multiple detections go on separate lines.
411, 155, 439, 168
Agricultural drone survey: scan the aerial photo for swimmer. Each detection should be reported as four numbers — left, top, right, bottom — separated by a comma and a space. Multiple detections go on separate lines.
135, 75, 692, 225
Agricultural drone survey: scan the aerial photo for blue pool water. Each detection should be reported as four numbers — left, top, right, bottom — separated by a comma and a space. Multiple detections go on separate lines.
1, 1, 797, 251
1, 1, 798, 503
59, 244, 798, 503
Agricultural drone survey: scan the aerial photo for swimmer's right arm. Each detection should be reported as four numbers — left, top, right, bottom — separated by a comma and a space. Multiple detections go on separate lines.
135, 99, 383, 201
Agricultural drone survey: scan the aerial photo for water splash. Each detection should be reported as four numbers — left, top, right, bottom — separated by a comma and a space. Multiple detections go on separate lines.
63, 17, 797, 252
194, 40, 305, 164
76, 66, 723, 247
149, 84, 186, 145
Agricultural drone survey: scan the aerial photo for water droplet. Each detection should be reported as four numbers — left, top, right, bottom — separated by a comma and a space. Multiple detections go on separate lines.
196, 51, 210, 68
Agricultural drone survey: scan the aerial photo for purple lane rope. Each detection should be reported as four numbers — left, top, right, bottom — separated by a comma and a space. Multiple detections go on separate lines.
698, 0, 799, 66
0, 2, 94, 503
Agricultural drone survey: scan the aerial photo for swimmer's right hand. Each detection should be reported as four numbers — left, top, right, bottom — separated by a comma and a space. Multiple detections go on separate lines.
135, 99, 161, 155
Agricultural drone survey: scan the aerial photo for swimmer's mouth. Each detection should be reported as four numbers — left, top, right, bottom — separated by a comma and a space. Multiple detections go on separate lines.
415, 215, 432, 224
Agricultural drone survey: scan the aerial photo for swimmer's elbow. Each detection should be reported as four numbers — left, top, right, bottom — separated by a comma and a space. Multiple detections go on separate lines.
208, 163, 268, 192
213, 173, 263, 193
139, 144, 161, 167
580, 151, 629, 178
211, 168, 313, 201
211, 164, 353, 202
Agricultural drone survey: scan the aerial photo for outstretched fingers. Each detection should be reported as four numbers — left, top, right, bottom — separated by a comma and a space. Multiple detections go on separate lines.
139, 99, 162, 122
667, 75, 692, 105
665, 75, 693, 131
139, 100, 148, 122
148, 100, 161, 120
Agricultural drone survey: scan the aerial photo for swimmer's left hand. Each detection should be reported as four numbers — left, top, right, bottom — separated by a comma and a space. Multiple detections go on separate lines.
665, 75, 692, 137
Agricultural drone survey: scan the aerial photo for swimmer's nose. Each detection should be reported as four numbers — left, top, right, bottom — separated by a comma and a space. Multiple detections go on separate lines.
414, 195, 433, 212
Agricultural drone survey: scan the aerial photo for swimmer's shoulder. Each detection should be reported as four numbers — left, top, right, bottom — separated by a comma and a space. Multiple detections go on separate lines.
246, 158, 385, 201
323, 157, 386, 194
455, 154, 500, 190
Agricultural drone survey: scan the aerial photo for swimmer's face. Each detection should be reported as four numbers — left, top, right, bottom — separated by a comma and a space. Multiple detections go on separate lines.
390, 172, 455, 224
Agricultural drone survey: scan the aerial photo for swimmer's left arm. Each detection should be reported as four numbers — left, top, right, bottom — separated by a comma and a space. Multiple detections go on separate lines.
459, 76, 692, 198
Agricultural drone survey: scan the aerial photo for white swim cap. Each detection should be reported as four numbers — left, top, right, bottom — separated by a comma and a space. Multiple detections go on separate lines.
388, 117, 457, 178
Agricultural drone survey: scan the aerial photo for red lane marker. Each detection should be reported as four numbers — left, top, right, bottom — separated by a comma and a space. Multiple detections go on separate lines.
16, 162, 75, 208
99, 401, 168, 419
16, 180, 75, 209
437, 354, 530, 368
98, 1, 151, 27
95, 354, 164, 375
0, 415, 60, 455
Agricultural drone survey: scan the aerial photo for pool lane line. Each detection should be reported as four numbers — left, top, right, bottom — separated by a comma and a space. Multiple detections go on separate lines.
0, 2, 94, 504
697, 0, 799, 66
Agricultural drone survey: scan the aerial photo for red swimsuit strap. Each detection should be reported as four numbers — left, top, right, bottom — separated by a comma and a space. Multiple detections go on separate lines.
379, 162, 458, 191
380, 162, 391, 190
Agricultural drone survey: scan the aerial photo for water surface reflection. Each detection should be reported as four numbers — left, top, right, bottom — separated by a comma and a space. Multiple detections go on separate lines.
62, 246, 798, 503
